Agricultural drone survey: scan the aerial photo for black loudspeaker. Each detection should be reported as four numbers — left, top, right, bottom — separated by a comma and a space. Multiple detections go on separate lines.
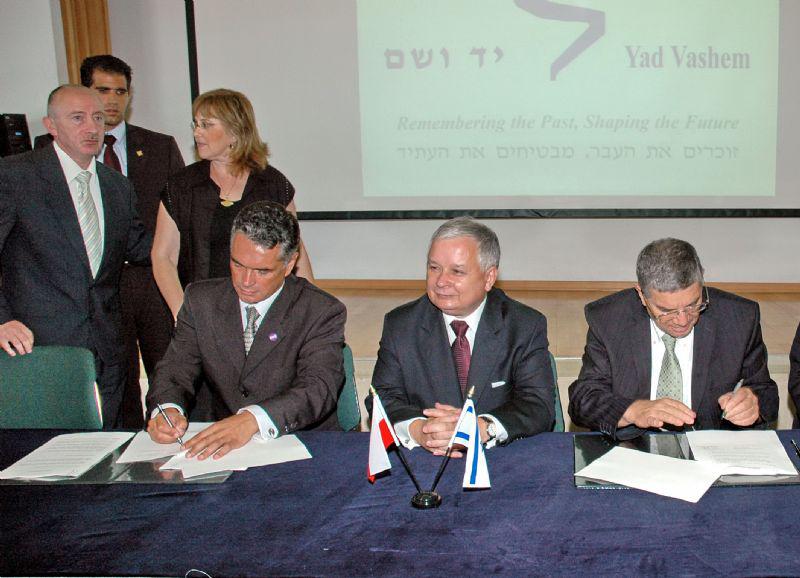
0, 114, 32, 157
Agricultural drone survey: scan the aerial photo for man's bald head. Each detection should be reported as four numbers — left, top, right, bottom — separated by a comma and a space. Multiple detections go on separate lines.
43, 84, 105, 169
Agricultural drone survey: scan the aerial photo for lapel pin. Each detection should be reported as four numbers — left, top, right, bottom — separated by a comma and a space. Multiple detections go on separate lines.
136, 150, 144, 157
269, 332, 278, 342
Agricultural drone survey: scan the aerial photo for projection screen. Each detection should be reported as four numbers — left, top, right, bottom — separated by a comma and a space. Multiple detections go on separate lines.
192, 0, 800, 216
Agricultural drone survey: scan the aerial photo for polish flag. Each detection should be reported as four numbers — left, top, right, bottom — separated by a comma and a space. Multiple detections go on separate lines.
367, 391, 400, 483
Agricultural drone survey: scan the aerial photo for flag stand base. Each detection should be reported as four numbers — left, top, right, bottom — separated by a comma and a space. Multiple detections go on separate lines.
411, 491, 442, 509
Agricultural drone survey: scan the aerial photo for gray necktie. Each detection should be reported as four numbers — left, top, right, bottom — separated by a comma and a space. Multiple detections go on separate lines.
657, 334, 683, 401
74, 171, 102, 277
243, 306, 260, 354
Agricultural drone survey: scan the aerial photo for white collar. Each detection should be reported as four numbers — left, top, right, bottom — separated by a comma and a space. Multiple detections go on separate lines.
442, 295, 488, 331
53, 141, 97, 182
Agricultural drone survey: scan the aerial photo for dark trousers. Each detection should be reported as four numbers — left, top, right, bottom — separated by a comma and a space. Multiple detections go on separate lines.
97, 361, 124, 429
118, 265, 174, 428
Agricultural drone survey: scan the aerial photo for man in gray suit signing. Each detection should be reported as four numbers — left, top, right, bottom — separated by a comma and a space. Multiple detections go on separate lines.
569, 238, 778, 440
147, 202, 345, 459
371, 217, 555, 455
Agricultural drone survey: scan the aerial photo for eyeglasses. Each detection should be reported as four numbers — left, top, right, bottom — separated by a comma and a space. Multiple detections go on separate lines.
646, 286, 710, 322
191, 119, 219, 131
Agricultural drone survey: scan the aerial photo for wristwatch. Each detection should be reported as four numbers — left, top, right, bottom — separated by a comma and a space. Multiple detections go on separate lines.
484, 417, 497, 444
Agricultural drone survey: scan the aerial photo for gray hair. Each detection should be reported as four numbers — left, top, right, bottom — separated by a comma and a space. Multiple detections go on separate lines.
230, 201, 299, 263
430, 216, 500, 271
636, 238, 704, 296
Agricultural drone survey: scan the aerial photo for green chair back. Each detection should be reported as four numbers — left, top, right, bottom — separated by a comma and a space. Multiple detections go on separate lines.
550, 352, 565, 432
337, 344, 361, 431
0, 346, 102, 429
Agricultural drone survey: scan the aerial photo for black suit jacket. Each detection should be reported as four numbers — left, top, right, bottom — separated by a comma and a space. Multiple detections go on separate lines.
371, 288, 555, 443
0, 144, 150, 366
146, 275, 346, 434
788, 323, 800, 429
568, 287, 778, 439
35, 124, 184, 232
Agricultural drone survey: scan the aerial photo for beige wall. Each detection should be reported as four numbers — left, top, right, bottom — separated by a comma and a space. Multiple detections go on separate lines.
4, 2, 796, 284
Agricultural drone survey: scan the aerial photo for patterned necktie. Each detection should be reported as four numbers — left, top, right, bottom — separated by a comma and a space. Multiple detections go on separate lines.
74, 171, 102, 277
450, 320, 471, 396
103, 134, 122, 173
657, 333, 683, 402
243, 306, 260, 355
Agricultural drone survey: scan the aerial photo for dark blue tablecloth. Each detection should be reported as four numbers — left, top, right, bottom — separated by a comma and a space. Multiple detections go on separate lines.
2, 429, 800, 577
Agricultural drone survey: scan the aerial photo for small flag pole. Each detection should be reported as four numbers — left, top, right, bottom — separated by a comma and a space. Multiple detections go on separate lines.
369, 386, 423, 494
429, 386, 475, 493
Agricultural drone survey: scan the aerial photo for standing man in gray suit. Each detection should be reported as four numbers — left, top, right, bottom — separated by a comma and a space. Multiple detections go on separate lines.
35, 55, 185, 428
569, 238, 778, 440
371, 217, 555, 455
146, 202, 345, 459
0, 85, 151, 427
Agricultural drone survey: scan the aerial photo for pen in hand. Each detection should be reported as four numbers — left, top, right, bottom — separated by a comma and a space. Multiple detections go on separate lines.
721, 379, 744, 421
156, 403, 185, 447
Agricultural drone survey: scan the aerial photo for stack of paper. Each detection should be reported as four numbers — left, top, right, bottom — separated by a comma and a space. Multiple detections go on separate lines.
0, 432, 134, 480
575, 430, 798, 503
116, 423, 212, 463
575, 446, 728, 503
159, 434, 312, 479
686, 430, 797, 475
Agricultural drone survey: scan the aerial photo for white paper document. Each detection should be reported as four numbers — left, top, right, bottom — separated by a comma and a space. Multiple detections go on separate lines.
575, 446, 728, 503
116, 423, 213, 463
160, 434, 312, 478
686, 430, 797, 475
0, 432, 134, 480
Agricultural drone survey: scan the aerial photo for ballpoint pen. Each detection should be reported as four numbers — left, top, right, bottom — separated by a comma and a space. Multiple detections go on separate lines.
721, 379, 744, 421
156, 403, 185, 446
791, 440, 800, 461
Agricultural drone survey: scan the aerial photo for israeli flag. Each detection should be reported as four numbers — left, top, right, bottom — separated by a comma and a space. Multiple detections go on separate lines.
450, 399, 491, 489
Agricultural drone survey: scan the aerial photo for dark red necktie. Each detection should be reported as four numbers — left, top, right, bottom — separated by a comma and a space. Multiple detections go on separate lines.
450, 320, 471, 396
103, 134, 122, 173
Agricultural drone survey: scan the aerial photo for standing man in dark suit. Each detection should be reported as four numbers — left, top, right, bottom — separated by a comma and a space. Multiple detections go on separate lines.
36, 55, 185, 428
146, 202, 345, 459
0, 85, 151, 427
371, 217, 555, 455
569, 238, 778, 440
788, 323, 800, 429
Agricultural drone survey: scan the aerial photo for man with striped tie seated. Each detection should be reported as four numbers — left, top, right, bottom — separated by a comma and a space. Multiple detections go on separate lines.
370, 217, 555, 456
568, 238, 778, 440
146, 202, 345, 458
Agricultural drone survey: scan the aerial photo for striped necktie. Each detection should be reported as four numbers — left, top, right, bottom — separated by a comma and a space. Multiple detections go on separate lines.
656, 333, 683, 401
450, 320, 471, 396
74, 170, 102, 277
244, 306, 260, 354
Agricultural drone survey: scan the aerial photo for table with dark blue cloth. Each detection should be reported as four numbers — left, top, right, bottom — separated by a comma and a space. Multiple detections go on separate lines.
2, 429, 800, 577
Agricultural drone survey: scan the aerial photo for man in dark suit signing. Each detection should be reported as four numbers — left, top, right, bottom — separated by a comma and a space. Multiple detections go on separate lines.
36, 55, 185, 428
371, 217, 555, 455
569, 238, 778, 440
146, 202, 345, 459
0, 85, 151, 427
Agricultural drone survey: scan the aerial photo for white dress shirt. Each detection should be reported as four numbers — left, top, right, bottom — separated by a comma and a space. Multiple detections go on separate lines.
53, 142, 105, 244
237, 284, 284, 439
395, 296, 508, 449
648, 319, 694, 408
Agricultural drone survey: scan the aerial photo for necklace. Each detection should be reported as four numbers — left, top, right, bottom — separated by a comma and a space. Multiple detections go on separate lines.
211, 163, 248, 207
